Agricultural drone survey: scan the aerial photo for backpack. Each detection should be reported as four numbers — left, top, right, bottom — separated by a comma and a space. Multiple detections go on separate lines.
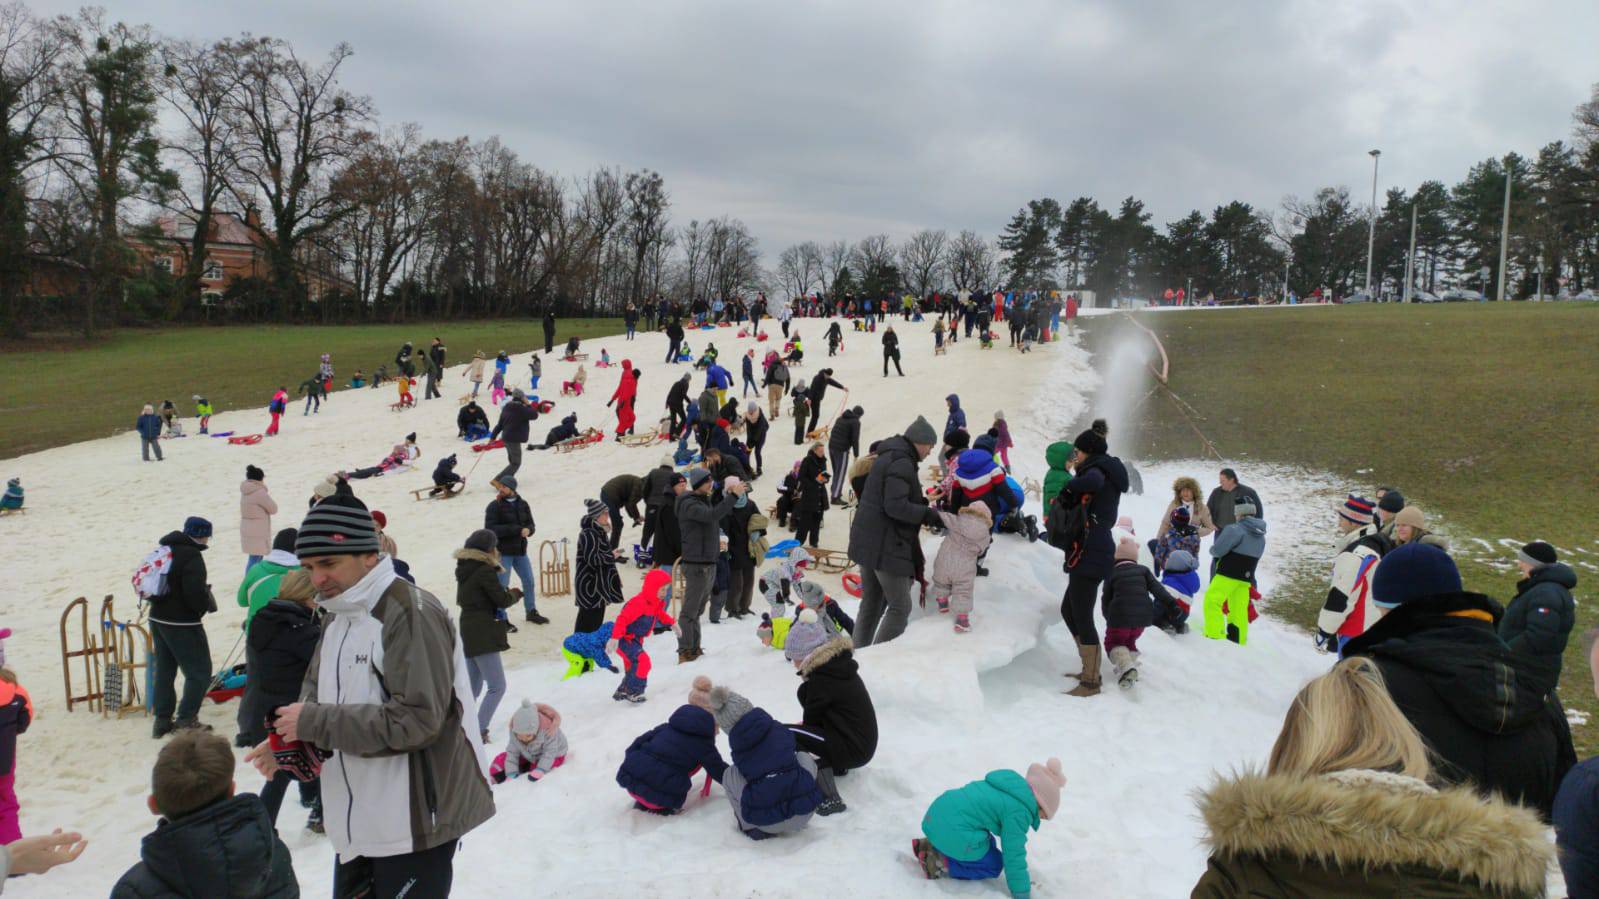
133, 546, 173, 602
1045, 492, 1094, 567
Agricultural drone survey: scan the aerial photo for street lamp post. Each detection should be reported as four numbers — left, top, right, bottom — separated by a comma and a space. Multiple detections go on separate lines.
1403, 203, 1417, 303
1282, 254, 1291, 304
1496, 158, 1514, 302
1365, 149, 1381, 297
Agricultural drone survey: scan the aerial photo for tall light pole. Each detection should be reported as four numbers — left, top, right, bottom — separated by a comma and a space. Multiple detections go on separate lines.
1282, 252, 1291, 304
1364, 149, 1381, 297
1496, 157, 1514, 302
1402, 203, 1417, 303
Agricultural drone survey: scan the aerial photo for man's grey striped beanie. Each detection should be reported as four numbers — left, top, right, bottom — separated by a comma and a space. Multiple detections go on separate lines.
295, 497, 381, 558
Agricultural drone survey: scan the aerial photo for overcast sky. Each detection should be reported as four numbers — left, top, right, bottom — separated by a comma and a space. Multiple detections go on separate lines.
32, 0, 1599, 255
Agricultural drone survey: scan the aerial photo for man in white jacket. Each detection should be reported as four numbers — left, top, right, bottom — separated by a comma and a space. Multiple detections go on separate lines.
247, 498, 493, 897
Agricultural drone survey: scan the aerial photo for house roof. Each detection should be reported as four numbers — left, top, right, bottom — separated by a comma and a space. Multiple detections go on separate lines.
148, 211, 259, 247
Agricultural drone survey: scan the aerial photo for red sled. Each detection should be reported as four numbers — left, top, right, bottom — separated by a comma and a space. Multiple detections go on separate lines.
206, 686, 243, 703
756, 333, 769, 342
538, 400, 556, 414
228, 434, 264, 445
842, 572, 863, 598
473, 439, 505, 452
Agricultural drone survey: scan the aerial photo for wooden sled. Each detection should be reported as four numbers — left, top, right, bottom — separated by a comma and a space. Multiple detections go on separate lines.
554, 428, 605, 453
806, 548, 856, 574
806, 424, 832, 442
619, 430, 668, 448
1022, 477, 1043, 501
923, 463, 946, 484
390, 397, 415, 411
411, 482, 465, 501
561, 353, 589, 362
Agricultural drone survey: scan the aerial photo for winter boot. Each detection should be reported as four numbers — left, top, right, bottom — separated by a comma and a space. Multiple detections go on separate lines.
1067, 643, 1102, 697
935, 596, 950, 614
306, 803, 325, 834
526, 610, 550, 625
1109, 646, 1138, 689
815, 767, 847, 815
953, 614, 971, 633
624, 691, 648, 704
173, 718, 212, 733
612, 687, 630, 702
911, 839, 948, 880
975, 564, 990, 578
152, 717, 175, 739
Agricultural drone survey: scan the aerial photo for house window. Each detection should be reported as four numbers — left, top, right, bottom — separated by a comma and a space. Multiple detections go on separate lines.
201, 291, 222, 307
202, 259, 224, 281
153, 256, 173, 273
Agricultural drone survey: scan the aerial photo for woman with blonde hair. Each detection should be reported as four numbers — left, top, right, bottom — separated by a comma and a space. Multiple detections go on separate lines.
1192, 656, 1552, 897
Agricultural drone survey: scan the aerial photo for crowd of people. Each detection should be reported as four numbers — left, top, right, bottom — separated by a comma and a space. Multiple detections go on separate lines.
11, 296, 1592, 899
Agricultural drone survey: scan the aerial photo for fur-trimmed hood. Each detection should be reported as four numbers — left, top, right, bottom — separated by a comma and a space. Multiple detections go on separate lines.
452, 547, 501, 570
798, 635, 854, 677
1196, 769, 1552, 897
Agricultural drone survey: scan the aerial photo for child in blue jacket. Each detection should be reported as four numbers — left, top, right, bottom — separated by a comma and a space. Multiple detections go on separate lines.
1155, 549, 1200, 634
561, 621, 616, 680
913, 758, 1065, 898
615, 699, 727, 815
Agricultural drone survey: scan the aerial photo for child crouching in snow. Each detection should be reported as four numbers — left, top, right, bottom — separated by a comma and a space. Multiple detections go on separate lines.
913, 758, 1066, 896
1156, 550, 1199, 635
691, 677, 822, 840
1101, 537, 1185, 688
615, 688, 728, 815
756, 612, 792, 650
561, 621, 617, 680
491, 700, 568, 784
930, 504, 992, 633
758, 546, 813, 614
783, 612, 877, 816
793, 581, 854, 636
612, 569, 677, 703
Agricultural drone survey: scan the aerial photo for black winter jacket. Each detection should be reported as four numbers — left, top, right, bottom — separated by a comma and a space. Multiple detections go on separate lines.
654, 501, 683, 567
490, 399, 537, 444
847, 436, 938, 577
676, 491, 737, 565
455, 551, 516, 656
1499, 563, 1578, 682
110, 794, 298, 898
744, 411, 769, 449
797, 641, 878, 770
666, 377, 691, 412
1344, 590, 1570, 819
484, 495, 535, 557
150, 532, 211, 625
602, 474, 647, 520
1059, 453, 1130, 580
1100, 560, 1180, 630
643, 465, 677, 509
828, 409, 862, 456
242, 599, 319, 742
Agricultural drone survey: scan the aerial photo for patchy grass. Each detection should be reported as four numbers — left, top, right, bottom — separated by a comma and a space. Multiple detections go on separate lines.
1088, 302, 1599, 752
0, 319, 623, 459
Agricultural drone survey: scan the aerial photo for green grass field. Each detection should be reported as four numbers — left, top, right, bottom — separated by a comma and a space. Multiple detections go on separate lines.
0, 319, 624, 459
1088, 302, 1599, 751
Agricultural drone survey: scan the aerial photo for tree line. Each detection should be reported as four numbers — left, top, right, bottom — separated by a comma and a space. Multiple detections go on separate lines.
4, 3, 1597, 340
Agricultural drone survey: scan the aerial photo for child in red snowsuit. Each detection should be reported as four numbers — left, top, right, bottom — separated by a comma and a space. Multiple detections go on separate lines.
266, 387, 288, 436
0, 632, 34, 844
612, 569, 677, 703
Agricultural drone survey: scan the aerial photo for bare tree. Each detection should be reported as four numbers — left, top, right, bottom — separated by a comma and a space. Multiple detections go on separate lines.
158, 37, 243, 317
1576, 81, 1599, 148
621, 168, 668, 305
0, 1, 64, 336
899, 228, 948, 297
334, 124, 424, 314
947, 229, 997, 291
821, 239, 850, 294
574, 167, 622, 311
776, 243, 817, 297
223, 36, 372, 317
851, 232, 896, 277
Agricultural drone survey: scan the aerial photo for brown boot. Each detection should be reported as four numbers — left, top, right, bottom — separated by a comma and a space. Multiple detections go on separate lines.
1067, 642, 1101, 697
677, 649, 690, 664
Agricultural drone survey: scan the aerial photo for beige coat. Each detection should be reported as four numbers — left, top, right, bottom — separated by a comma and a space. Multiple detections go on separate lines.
1155, 498, 1214, 539
467, 355, 487, 384
239, 479, 279, 555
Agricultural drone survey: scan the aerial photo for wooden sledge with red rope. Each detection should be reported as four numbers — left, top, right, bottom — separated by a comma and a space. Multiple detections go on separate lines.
619, 419, 673, 448
805, 547, 856, 574
553, 428, 605, 454
410, 482, 465, 501
804, 388, 849, 442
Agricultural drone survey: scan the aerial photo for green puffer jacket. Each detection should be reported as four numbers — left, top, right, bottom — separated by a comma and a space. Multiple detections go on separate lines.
921, 769, 1040, 897
238, 552, 299, 630
1042, 441, 1074, 503
1191, 769, 1551, 898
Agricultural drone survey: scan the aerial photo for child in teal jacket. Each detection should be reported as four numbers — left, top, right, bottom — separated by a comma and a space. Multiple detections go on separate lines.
912, 758, 1065, 897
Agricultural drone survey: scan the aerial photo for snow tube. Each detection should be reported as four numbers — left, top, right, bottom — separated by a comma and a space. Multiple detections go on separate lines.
227, 434, 263, 445
764, 538, 802, 560
473, 439, 505, 453
842, 572, 862, 598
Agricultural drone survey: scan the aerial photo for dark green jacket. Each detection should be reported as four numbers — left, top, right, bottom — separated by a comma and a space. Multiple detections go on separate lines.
454, 550, 516, 657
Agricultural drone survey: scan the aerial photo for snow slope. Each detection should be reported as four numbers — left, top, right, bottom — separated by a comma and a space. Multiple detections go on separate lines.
4, 312, 1341, 897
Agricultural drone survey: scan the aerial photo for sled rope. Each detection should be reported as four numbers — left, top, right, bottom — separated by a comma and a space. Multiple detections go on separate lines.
1120, 312, 1223, 462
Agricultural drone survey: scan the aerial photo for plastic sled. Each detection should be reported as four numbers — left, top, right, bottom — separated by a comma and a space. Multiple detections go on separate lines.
473, 439, 505, 453
206, 664, 247, 704
756, 333, 769, 342
633, 544, 654, 569
764, 538, 802, 560
842, 572, 863, 598
210, 431, 235, 438
228, 434, 264, 446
